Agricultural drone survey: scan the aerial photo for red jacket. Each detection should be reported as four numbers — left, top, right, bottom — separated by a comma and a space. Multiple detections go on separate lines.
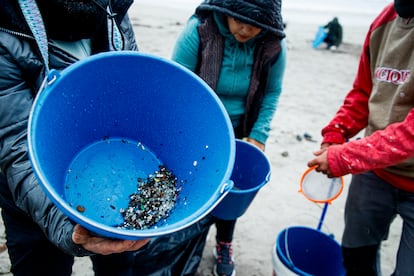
323, 3, 414, 192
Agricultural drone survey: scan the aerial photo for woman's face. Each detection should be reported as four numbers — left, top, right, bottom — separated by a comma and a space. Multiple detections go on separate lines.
227, 16, 262, 43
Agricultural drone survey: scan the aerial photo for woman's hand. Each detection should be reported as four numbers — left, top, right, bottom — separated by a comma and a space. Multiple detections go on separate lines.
72, 224, 150, 255
244, 137, 265, 151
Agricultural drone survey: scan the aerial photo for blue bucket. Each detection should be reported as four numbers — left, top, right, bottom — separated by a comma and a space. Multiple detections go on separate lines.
210, 139, 271, 220
275, 226, 345, 276
27, 52, 235, 240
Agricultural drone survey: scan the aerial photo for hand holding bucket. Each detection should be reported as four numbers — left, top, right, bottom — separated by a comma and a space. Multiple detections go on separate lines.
27, 52, 236, 240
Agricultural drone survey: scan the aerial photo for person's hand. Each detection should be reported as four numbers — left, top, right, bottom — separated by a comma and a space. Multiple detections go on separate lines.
72, 224, 150, 255
244, 137, 265, 151
307, 143, 334, 177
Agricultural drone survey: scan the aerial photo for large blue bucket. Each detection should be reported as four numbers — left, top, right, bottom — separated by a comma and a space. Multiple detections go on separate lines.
274, 226, 345, 276
210, 139, 271, 220
28, 52, 235, 240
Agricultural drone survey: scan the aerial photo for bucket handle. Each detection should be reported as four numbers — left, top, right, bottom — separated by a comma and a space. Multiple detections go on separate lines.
203, 180, 234, 216
284, 228, 296, 269
265, 172, 271, 183
219, 179, 233, 194
37, 69, 60, 95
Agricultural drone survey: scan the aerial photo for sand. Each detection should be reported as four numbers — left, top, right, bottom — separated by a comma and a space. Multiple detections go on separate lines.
0, 2, 402, 275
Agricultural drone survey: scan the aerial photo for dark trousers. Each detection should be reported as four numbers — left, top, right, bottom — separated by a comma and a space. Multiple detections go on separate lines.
132, 215, 213, 275
1, 207, 75, 276
342, 172, 414, 276
2, 207, 139, 276
0, 172, 214, 276
342, 245, 380, 276
2, 207, 213, 276
213, 126, 242, 244
215, 218, 236, 242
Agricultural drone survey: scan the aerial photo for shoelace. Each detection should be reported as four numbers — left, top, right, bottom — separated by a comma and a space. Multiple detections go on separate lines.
217, 243, 233, 264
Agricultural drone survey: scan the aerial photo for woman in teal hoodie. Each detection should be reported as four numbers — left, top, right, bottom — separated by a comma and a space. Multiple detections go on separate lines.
172, 0, 286, 275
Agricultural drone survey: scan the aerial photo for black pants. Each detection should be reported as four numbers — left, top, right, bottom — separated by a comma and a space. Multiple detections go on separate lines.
0, 170, 213, 276
2, 206, 137, 276
1, 206, 75, 276
132, 216, 213, 275
213, 126, 243, 244
342, 245, 380, 276
215, 218, 236, 242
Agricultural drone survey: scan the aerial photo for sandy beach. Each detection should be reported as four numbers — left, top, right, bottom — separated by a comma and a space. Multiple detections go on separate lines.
0, 1, 402, 275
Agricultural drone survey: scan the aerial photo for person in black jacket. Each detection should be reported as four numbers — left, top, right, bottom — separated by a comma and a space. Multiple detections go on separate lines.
0, 1, 149, 275
0, 1, 220, 275
323, 17, 343, 50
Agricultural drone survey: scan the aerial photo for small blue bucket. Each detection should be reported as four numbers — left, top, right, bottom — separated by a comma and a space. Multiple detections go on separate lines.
28, 52, 235, 240
274, 226, 345, 276
312, 26, 328, 49
210, 139, 271, 220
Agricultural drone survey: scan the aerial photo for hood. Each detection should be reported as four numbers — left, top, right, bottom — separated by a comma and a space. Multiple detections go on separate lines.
0, 0, 31, 34
0, 0, 132, 39
196, 0, 285, 38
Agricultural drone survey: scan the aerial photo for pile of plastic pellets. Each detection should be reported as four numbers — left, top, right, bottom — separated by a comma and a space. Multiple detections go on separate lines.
118, 165, 181, 230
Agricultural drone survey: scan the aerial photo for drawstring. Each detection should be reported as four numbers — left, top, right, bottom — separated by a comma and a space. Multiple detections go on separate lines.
107, 4, 125, 50
90, 0, 125, 50
18, 0, 50, 75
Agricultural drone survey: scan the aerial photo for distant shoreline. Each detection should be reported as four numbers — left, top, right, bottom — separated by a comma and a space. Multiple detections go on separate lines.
133, 0, 388, 27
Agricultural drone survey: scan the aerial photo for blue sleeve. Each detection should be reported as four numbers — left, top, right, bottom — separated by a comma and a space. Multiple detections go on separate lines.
249, 39, 287, 144
171, 16, 201, 71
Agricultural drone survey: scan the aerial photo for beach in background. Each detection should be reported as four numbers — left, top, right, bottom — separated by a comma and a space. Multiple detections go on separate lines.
0, 1, 401, 275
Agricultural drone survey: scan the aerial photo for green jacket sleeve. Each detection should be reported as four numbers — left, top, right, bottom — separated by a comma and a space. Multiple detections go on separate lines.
249, 39, 287, 144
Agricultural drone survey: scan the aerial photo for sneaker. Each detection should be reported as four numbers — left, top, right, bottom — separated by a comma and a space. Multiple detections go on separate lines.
213, 241, 236, 276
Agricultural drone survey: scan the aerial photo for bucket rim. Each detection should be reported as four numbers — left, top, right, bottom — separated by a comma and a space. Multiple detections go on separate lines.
275, 225, 342, 276
27, 51, 236, 239
229, 139, 271, 194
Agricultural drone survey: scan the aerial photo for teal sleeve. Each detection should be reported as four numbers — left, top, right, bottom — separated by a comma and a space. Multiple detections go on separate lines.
171, 16, 200, 71
249, 39, 287, 144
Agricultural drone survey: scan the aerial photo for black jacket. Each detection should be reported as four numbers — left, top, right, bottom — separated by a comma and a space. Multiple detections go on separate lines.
0, 0, 137, 256
324, 18, 343, 47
